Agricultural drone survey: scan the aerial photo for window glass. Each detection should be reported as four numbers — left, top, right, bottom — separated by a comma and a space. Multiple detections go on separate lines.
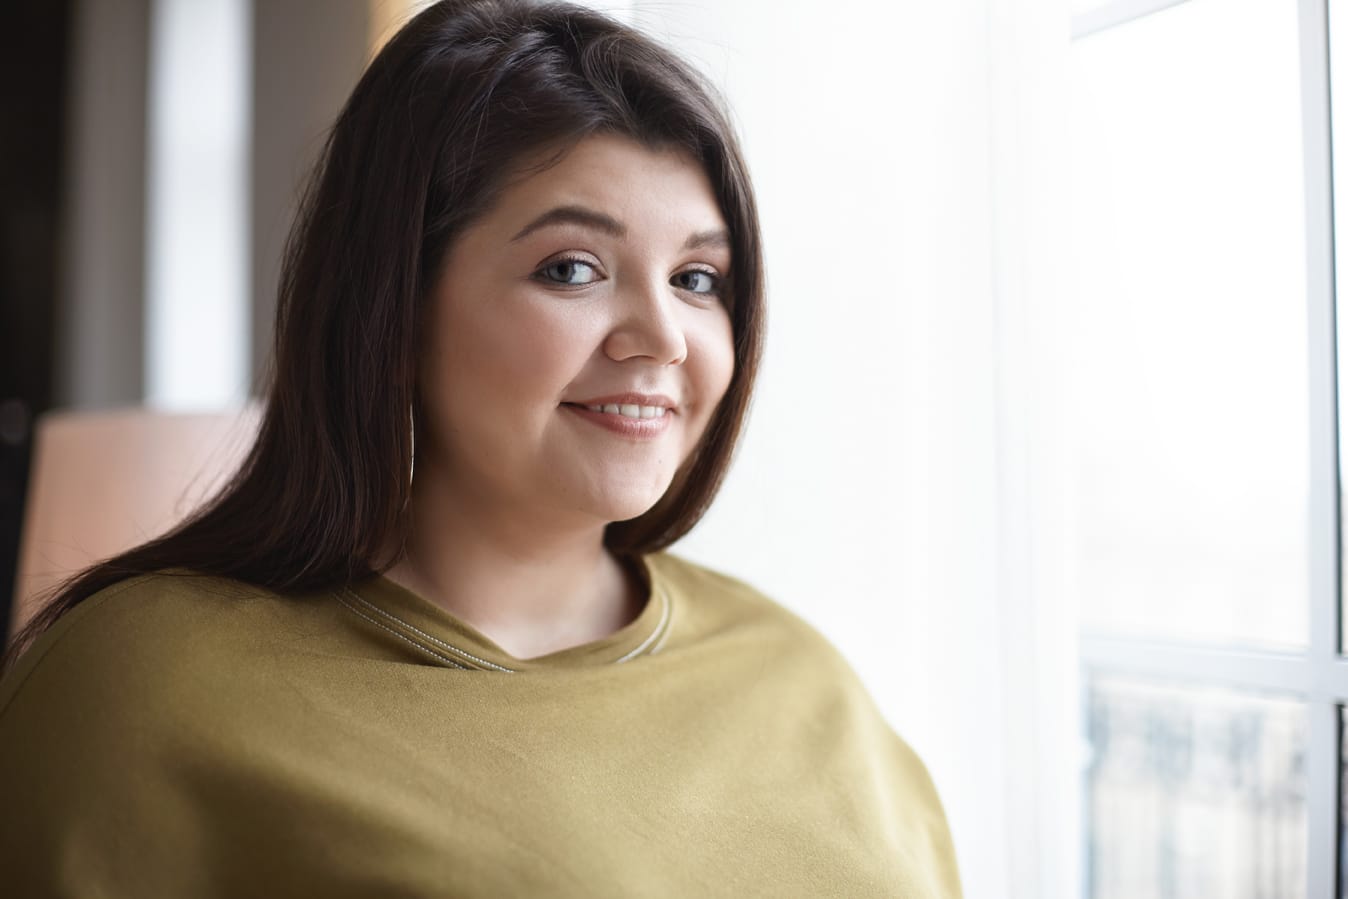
1085, 677, 1308, 897
1069, 0, 1309, 648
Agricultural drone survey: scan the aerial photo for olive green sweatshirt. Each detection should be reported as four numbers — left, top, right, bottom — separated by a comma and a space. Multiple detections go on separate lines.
0, 551, 961, 898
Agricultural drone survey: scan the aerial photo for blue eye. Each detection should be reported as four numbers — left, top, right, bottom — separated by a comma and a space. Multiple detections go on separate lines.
673, 269, 719, 294
535, 258, 600, 286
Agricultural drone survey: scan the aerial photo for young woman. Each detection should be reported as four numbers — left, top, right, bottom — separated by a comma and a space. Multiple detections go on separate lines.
0, 1, 962, 895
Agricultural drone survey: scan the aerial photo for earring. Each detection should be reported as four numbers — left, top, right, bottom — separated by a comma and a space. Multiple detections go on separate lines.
408, 404, 416, 491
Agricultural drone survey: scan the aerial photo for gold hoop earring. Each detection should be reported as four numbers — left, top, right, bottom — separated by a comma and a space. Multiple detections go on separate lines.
408, 404, 416, 491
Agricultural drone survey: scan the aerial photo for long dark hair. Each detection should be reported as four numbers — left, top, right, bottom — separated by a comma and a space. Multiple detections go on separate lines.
3, 0, 764, 673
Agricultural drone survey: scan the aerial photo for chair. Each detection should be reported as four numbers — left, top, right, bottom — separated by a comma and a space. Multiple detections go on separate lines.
10, 404, 261, 636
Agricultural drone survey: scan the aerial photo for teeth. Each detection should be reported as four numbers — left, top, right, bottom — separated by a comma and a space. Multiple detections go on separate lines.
585, 403, 669, 419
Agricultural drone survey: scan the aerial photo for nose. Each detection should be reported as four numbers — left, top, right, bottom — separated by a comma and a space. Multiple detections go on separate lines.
603, 277, 689, 366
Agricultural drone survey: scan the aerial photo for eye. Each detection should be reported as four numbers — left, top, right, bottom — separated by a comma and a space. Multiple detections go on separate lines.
534, 257, 602, 286
672, 269, 720, 295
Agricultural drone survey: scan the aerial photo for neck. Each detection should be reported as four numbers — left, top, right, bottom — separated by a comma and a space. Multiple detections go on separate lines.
382, 471, 645, 660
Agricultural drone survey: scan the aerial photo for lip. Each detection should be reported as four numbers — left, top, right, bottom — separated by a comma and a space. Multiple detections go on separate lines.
562, 403, 673, 439
567, 392, 678, 411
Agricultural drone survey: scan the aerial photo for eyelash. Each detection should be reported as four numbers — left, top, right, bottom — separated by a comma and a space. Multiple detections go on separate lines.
532, 255, 724, 298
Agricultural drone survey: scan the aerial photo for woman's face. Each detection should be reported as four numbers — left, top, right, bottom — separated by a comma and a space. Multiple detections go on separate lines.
417, 132, 736, 528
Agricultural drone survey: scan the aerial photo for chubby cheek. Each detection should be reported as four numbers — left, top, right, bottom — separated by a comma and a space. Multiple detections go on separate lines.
685, 313, 736, 443
438, 301, 584, 424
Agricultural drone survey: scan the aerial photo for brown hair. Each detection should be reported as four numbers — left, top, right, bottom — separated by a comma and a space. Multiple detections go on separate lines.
2, 0, 764, 673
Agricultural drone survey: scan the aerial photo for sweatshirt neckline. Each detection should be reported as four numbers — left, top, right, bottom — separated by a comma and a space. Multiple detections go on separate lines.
339, 554, 673, 672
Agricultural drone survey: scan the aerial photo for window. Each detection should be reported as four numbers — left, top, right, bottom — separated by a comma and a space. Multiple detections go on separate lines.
1067, 0, 1346, 895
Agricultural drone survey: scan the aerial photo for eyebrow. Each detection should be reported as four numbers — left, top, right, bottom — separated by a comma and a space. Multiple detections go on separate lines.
510, 204, 731, 252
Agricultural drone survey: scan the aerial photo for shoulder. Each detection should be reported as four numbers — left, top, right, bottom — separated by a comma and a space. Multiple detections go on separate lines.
645, 549, 862, 678
647, 551, 960, 889
0, 573, 306, 889
646, 549, 812, 625
646, 551, 933, 760
0, 570, 344, 798
0, 572, 317, 723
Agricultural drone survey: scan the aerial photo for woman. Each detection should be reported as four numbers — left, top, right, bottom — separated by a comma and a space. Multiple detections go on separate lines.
0, 1, 961, 895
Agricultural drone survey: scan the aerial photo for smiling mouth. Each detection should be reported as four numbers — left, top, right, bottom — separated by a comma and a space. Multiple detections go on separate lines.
561, 402, 672, 420
560, 403, 673, 438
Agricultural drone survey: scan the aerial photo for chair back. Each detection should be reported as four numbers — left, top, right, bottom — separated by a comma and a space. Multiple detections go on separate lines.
11, 404, 261, 635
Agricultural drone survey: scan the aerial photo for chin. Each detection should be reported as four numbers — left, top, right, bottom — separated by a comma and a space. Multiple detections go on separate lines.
581, 483, 672, 524
597, 497, 664, 524
559, 467, 679, 524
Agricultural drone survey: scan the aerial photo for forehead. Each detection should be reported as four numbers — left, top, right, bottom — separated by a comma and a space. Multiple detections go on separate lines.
484, 133, 727, 236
